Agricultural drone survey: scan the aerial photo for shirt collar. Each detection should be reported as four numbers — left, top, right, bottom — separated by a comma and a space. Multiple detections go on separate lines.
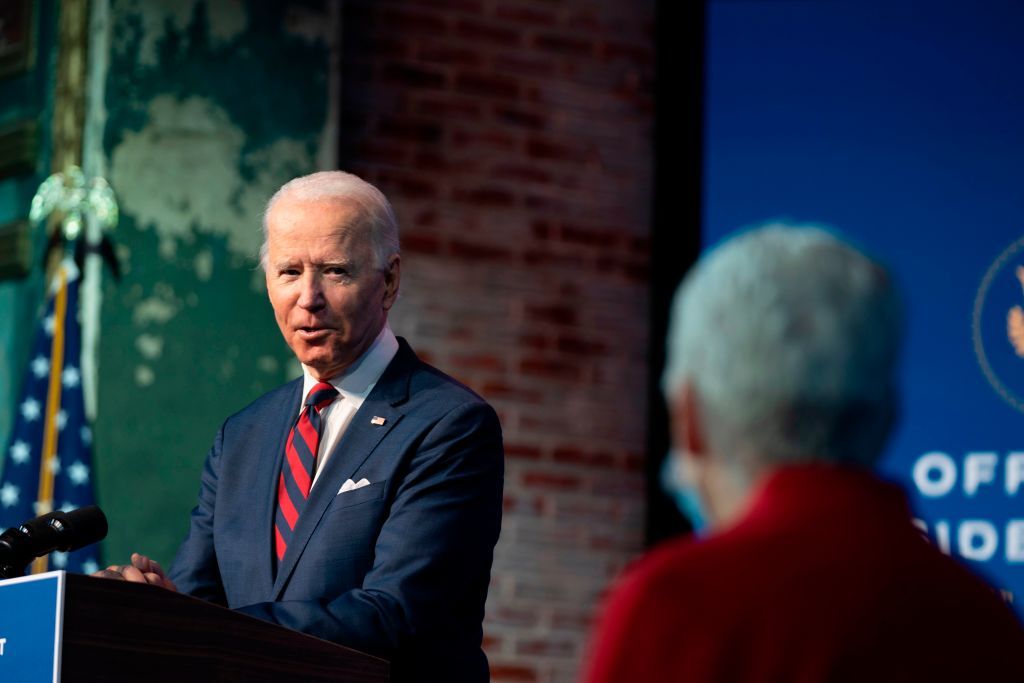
301, 323, 399, 405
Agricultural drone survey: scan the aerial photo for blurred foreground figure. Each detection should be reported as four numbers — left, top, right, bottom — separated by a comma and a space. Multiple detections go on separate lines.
582, 225, 1023, 682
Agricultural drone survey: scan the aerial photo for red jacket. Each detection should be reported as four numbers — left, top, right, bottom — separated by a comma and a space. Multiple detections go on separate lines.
582, 464, 1023, 682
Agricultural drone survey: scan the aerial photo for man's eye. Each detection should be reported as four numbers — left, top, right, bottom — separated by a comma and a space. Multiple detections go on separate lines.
280, 268, 300, 277
325, 267, 349, 277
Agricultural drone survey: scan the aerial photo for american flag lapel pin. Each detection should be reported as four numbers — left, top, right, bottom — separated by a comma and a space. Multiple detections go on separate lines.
371, 416, 386, 426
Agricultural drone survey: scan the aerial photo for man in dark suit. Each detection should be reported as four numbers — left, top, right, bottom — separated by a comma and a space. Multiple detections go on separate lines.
582, 225, 1023, 682
99, 171, 504, 682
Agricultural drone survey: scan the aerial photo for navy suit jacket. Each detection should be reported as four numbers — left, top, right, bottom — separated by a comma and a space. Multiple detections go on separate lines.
169, 339, 504, 682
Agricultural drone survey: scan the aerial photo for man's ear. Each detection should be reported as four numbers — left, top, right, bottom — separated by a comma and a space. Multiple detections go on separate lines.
670, 381, 710, 463
382, 254, 401, 310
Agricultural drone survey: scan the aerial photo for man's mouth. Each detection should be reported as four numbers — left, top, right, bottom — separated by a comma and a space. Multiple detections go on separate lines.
296, 326, 331, 340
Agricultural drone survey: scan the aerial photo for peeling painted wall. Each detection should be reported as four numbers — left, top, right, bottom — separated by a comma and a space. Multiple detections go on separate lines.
95, 0, 335, 564
0, 1, 59, 463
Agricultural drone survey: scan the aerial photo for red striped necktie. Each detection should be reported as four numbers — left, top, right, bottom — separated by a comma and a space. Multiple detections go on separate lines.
274, 381, 339, 562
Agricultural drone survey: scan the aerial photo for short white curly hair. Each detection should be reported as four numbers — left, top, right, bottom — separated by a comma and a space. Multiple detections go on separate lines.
663, 223, 903, 468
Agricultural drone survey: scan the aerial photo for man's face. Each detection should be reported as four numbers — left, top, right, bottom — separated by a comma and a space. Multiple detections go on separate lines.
264, 196, 400, 380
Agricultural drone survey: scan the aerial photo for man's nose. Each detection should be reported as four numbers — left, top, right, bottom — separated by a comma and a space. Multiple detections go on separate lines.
297, 273, 325, 310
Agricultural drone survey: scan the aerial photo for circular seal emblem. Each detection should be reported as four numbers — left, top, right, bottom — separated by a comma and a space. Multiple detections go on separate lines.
973, 236, 1024, 412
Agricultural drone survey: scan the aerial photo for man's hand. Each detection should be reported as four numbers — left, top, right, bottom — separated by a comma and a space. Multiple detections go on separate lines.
93, 552, 177, 591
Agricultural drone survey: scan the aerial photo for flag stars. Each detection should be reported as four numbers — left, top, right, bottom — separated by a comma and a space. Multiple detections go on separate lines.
7, 284, 98, 572
9, 440, 30, 465
31, 356, 50, 379
62, 366, 81, 388
0, 483, 19, 508
68, 461, 89, 486
21, 397, 41, 422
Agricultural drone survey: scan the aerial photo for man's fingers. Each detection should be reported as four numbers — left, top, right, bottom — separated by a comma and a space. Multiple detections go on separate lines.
93, 568, 126, 580
130, 552, 151, 571
142, 572, 178, 591
120, 565, 148, 583
94, 555, 175, 590
131, 552, 167, 577
149, 570, 175, 590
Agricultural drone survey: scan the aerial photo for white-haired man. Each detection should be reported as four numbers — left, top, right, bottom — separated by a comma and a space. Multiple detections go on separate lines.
99, 171, 504, 683
583, 225, 1022, 682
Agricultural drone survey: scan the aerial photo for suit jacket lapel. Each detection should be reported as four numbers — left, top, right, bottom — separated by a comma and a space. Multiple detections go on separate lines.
255, 378, 302, 597
271, 340, 417, 598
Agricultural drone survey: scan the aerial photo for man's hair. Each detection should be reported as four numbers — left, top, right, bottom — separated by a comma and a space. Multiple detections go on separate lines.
259, 171, 400, 269
662, 223, 902, 469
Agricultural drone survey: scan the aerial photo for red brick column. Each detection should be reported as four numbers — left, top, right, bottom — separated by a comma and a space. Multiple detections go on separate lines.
341, 2, 654, 680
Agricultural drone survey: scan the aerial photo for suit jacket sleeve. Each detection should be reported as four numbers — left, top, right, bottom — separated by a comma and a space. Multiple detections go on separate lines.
169, 425, 228, 606
234, 400, 503, 665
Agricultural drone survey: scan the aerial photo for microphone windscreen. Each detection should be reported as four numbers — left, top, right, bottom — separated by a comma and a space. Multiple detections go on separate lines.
55, 505, 108, 551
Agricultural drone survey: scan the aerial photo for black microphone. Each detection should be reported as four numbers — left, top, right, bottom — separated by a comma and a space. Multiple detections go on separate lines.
0, 505, 108, 579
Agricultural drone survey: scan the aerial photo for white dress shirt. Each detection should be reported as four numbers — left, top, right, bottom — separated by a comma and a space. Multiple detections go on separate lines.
298, 323, 399, 488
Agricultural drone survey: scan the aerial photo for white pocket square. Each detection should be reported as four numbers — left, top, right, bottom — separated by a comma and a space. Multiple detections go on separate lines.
339, 478, 371, 494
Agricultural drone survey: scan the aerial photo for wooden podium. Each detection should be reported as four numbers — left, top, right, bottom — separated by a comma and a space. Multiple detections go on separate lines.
0, 571, 389, 682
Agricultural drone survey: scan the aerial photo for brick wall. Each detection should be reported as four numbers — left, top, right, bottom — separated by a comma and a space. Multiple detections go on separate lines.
340, 2, 655, 680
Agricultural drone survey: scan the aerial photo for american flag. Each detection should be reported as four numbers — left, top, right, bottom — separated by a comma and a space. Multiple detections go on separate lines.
0, 259, 100, 574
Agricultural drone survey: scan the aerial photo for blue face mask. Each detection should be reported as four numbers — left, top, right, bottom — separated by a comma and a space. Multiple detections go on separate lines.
661, 451, 708, 535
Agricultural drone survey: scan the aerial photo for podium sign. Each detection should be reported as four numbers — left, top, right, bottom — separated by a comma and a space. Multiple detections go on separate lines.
0, 571, 65, 683
0, 571, 387, 682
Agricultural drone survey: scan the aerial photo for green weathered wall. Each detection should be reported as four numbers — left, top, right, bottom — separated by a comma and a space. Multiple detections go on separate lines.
95, 0, 333, 565
0, 0, 58, 457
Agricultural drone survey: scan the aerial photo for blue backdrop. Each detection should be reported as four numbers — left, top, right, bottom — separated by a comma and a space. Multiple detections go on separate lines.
705, 0, 1024, 613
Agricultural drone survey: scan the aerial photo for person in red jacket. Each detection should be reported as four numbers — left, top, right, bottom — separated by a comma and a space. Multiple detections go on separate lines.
582, 224, 1023, 683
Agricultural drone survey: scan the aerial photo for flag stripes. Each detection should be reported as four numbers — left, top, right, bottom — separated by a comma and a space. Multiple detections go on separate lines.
1, 260, 100, 575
